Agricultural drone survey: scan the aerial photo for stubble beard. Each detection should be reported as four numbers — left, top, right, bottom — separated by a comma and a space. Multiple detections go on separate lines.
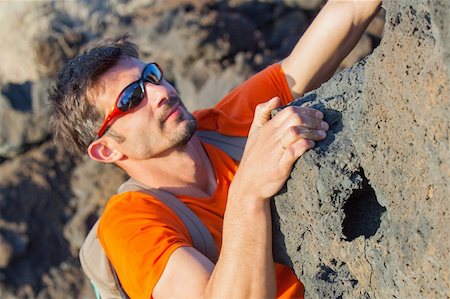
168, 112, 197, 147
117, 98, 198, 160
134, 112, 197, 160
160, 97, 198, 148
133, 98, 196, 159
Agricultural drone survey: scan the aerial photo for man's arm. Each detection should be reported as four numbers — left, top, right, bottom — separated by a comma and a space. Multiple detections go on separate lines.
282, 0, 382, 98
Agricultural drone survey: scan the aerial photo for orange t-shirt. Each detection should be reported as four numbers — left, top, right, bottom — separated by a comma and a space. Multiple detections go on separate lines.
98, 63, 304, 299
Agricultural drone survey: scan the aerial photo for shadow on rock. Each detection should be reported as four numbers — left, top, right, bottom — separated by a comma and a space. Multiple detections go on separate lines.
0, 142, 78, 294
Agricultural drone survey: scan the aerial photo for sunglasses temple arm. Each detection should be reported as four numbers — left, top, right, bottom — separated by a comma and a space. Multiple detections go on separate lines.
97, 111, 116, 137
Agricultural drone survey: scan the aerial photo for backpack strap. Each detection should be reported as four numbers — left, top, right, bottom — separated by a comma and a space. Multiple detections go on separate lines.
118, 178, 218, 263
80, 219, 128, 299
196, 130, 246, 161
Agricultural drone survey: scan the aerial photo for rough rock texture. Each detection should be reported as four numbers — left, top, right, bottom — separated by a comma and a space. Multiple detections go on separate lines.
272, 1, 450, 298
0, 80, 52, 158
0, 3, 51, 84
0, 142, 126, 298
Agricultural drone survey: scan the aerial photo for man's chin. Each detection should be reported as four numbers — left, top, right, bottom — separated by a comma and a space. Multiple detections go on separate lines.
172, 118, 198, 147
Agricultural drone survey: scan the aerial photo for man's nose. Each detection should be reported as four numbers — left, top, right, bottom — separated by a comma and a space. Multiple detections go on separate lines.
144, 80, 174, 108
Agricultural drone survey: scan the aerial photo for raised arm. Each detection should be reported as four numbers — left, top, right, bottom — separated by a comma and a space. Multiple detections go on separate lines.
282, 0, 382, 98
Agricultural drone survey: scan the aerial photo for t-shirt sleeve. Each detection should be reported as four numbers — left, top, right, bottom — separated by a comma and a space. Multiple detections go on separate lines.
98, 192, 192, 299
194, 63, 294, 137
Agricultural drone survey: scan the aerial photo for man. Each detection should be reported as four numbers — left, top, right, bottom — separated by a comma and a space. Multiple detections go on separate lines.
50, 0, 381, 298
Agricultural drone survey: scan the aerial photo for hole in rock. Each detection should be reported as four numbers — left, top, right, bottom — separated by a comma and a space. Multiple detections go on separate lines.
342, 170, 386, 241
316, 264, 337, 283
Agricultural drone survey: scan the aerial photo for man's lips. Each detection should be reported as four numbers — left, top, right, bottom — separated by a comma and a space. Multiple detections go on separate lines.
166, 102, 180, 120
161, 97, 181, 122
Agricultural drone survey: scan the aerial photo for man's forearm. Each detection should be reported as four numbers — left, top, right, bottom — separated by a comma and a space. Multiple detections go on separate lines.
282, 0, 382, 97
204, 194, 275, 299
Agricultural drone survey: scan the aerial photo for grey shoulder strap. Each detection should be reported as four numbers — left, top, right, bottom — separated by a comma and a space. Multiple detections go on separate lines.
196, 130, 246, 161
118, 178, 218, 263
80, 219, 129, 299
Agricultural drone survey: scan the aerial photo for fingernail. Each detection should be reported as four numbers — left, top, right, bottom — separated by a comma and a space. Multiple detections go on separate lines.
318, 130, 326, 138
321, 121, 329, 130
316, 111, 324, 119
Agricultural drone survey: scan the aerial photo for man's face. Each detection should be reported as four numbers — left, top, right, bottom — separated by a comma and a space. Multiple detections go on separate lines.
93, 57, 197, 160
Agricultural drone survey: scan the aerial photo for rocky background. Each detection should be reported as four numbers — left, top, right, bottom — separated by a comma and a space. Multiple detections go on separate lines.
0, 0, 445, 298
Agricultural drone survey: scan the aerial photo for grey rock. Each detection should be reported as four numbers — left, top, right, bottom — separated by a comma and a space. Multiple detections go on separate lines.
232, 0, 324, 11
0, 80, 52, 158
272, 1, 450, 298
266, 10, 309, 57
0, 234, 13, 268
0, 2, 49, 83
0, 0, 393, 298
287, 0, 324, 10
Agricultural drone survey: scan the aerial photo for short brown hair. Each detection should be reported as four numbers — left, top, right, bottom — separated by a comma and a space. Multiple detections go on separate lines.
48, 35, 139, 156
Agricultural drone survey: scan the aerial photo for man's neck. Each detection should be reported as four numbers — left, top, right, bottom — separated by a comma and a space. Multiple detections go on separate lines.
121, 135, 216, 198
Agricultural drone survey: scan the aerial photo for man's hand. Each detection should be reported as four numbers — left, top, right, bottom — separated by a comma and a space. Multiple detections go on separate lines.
230, 97, 328, 201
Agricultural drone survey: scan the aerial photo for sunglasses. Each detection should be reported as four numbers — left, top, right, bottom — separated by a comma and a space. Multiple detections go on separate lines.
97, 63, 164, 137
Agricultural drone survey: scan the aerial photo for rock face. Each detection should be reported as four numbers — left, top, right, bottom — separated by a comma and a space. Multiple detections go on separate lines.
272, 1, 449, 298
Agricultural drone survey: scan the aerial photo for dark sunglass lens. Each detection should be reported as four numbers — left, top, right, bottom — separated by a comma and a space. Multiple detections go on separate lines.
117, 83, 143, 112
143, 64, 163, 84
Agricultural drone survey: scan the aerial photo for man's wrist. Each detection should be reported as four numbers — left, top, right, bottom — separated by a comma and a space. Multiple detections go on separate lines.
227, 187, 270, 213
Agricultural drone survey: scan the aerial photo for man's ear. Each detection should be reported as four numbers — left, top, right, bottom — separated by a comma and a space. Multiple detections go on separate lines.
88, 139, 124, 163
